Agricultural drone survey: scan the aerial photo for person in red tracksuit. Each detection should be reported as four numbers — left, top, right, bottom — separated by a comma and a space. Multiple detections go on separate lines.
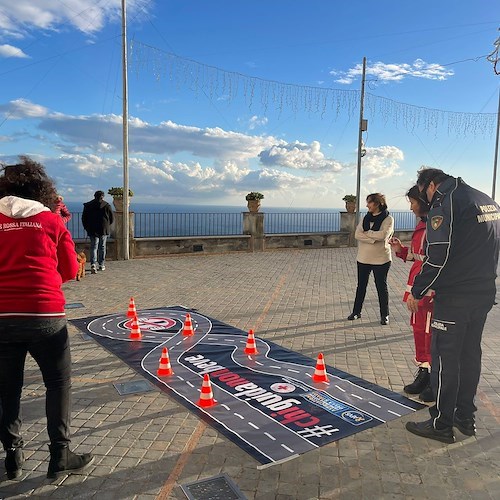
390, 185, 434, 402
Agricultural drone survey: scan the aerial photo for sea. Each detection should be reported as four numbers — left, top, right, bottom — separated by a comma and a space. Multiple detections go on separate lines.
65, 202, 414, 239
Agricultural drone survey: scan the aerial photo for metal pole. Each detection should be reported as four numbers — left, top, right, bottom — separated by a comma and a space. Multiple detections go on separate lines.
355, 57, 367, 227
121, 0, 130, 260
492, 89, 500, 201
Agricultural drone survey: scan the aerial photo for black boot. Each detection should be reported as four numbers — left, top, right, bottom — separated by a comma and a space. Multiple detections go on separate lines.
404, 367, 430, 394
419, 384, 435, 403
47, 445, 94, 479
5, 448, 24, 480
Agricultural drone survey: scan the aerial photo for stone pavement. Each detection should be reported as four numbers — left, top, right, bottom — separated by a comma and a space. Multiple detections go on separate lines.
1, 248, 499, 499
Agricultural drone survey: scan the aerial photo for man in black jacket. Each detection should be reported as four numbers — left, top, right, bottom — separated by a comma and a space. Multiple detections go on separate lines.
82, 191, 114, 273
405, 167, 500, 443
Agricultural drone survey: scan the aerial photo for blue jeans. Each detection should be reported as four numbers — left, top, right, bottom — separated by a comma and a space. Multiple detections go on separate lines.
89, 235, 108, 267
0, 318, 72, 449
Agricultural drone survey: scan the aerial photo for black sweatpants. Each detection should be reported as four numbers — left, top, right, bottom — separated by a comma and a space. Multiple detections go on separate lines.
429, 296, 493, 429
352, 261, 391, 318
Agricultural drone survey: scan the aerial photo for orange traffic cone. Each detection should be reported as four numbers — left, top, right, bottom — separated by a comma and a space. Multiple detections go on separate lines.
244, 329, 259, 355
129, 315, 142, 340
197, 374, 217, 407
127, 297, 137, 318
157, 347, 174, 376
312, 352, 329, 382
182, 313, 195, 336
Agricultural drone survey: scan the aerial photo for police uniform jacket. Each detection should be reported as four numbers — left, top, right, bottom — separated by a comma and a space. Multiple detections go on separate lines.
411, 177, 500, 306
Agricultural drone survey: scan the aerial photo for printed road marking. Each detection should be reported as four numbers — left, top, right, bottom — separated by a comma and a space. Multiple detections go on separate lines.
264, 432, 276, 441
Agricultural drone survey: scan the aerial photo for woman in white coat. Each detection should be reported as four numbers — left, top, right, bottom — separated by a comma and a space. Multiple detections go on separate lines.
348, 193, 394, 325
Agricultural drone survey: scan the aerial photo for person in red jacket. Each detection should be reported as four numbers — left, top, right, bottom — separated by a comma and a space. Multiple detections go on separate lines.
0, 156, 93, 480
389, 185, 434, 402
52, 194, 72, 224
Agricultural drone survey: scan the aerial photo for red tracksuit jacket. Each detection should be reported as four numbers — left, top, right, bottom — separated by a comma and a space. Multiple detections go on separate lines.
0, 196, 78, 317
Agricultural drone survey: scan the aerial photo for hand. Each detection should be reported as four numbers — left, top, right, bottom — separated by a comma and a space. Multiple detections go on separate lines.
388, 237, 402, 253
407, 294, 419, 313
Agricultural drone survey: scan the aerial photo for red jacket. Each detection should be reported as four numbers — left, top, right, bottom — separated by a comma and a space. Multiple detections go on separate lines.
0, 196, 78, 317
395, 219, 433, 305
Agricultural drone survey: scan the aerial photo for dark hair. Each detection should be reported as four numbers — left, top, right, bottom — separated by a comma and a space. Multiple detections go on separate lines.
366, 193, 388, 211
94, 190, 104, 200
406, 184, 429, 215
416, 167, 451, 190
0, 156, 57, 207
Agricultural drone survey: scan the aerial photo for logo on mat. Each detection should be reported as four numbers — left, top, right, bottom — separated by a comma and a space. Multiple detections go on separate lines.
431, 216, 443, 230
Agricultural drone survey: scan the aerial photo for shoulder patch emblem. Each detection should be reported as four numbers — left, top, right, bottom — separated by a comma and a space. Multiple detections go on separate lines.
431, 216, 443, 230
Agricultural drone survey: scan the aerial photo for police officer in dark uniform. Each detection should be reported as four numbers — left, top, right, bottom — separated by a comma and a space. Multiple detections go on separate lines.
405, 167, 500, 443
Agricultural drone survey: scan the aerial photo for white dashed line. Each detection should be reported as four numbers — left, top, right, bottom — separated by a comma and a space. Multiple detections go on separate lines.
264, 432, 276, 441
281, 444, 294, 453
351, 394, 363, 400
224, 339, 235, 342
254, 361, 263, 366
248, 422, 259, 430
177, 376, 184, 381
234, 413, 244, 420
388, 410, 401, 417
186, 381, 194, 388
270, 365, 280, 369
287, 369, 300, 373
369, 401, 381, 408
305, 373, 311, 378
335, 385, 346, 392
221, 404, 230, 410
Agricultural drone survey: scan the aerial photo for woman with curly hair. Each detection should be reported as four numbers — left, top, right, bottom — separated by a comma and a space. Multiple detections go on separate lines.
0, 156, 93, 480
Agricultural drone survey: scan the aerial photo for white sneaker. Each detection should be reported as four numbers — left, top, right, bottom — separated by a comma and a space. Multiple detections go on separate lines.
99, 265, 106, 271
91, 265, 97, 274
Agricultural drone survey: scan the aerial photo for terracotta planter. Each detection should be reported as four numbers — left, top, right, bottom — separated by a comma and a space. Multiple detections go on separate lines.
345, 201, 356, 214
247, 200, 261, 213
113, 197, 125, 212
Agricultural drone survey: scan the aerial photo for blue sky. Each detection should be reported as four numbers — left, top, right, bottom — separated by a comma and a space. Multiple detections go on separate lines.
0, 1, 499, 209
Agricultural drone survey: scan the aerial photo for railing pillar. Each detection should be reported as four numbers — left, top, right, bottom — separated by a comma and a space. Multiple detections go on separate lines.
112, 211, 135, 259
340, 211, 356, 247
243, 212, 265, 252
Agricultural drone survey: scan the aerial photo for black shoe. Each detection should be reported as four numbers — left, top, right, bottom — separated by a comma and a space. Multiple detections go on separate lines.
454, 415, 476, 436
5, 448, 24, 480
347, 313, 361, 320
47, 445, 94, 479
419, 385, 435, 403
380, 316, 389, 325
404, 367, 430, 395
405, 419, 455, 444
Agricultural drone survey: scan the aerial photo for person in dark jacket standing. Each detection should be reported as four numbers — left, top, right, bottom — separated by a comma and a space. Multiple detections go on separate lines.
82, 190, 114, 273
405, 167, 500, 444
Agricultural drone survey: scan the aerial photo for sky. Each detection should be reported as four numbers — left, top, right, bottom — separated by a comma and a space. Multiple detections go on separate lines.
0, 0, 499, 209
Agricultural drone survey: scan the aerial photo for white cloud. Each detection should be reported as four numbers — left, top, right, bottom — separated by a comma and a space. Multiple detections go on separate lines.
0, 0, 152, 38
248, 115, 268, 130
362, 146, 404, 184
331, 59, 454, 85
0, 44, 29, 58
258, 141, 345, 172
0, 98, 50, 118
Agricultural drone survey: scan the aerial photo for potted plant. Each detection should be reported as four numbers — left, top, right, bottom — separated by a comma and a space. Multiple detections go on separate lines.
108, 187, 134, 212
245, 192, 264, 213
342, 194, 356, 214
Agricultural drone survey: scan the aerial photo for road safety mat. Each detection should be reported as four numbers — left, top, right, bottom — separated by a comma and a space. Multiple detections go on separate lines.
71, 306, 424, 468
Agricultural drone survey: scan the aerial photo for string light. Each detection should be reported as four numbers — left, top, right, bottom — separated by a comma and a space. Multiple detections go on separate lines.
131, 40, 497, 138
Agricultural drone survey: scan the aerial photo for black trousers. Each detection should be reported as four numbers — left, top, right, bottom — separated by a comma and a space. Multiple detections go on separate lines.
0, 318, 72, 450
429, 296, 493, 429
352, 261, 391, 318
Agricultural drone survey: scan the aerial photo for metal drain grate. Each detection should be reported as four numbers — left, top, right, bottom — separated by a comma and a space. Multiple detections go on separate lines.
65, 302, 85, 309
180, 474, 247, 500
113, 380, 155, 395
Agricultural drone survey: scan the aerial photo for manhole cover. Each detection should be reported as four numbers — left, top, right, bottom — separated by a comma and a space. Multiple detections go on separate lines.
113, 380, 155, 395
181, 474, 247, 500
